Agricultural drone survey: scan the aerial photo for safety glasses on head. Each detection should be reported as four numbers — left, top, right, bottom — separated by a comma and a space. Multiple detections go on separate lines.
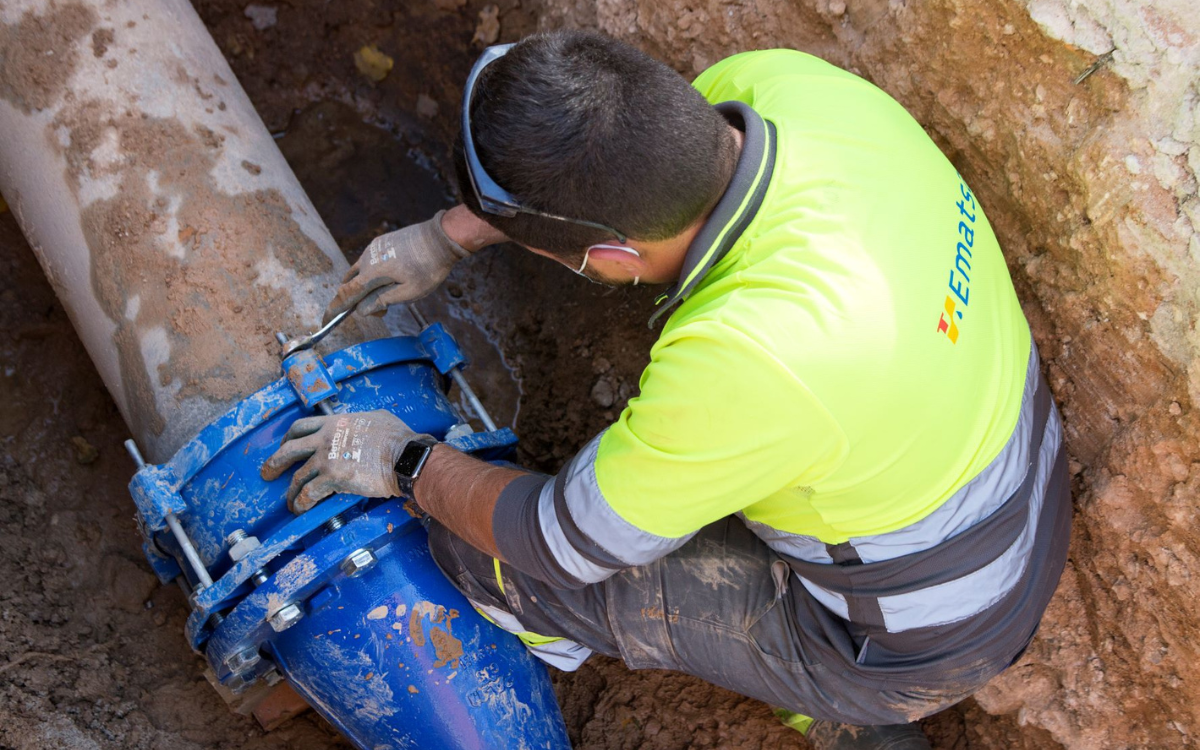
461, 43, 628, 244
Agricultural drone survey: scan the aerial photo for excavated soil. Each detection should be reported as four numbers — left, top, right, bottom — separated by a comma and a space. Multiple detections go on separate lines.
2, 0, 1195, 748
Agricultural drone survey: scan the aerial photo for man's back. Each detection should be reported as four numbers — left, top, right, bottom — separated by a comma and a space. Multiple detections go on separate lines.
597, 50, 1032, 545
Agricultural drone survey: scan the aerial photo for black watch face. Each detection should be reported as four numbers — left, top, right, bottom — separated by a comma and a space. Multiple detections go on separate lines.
394, 442, 431, 478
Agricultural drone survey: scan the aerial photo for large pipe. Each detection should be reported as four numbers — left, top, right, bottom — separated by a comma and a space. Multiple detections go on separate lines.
0, 11, 578, 749
0, 0, 383, 462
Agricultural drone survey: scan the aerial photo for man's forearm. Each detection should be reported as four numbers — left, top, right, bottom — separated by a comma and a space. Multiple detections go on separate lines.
412, 444, 524, 560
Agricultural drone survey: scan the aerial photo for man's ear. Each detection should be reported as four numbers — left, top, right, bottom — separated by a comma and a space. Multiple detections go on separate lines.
586, 244, 647, 274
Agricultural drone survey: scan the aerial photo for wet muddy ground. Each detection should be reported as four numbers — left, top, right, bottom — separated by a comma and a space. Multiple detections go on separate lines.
0, 0, 1066, 748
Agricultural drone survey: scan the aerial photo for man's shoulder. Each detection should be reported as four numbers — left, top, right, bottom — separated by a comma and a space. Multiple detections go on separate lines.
693, 50, 866, 102
656, 292, 829, 377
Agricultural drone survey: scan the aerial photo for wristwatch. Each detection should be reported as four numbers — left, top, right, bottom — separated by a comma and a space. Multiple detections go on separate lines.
394, 436, 438, 496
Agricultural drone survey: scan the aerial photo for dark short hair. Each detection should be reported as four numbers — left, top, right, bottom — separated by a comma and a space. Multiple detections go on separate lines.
453, 30, 737, 256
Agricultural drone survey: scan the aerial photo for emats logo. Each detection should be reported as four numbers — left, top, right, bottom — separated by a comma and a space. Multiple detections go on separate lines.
939, 177, 977, 344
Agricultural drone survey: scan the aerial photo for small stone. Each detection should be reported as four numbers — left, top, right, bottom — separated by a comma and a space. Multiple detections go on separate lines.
472, 5, 500, 46
591, 379, 615, 408
828, 0, 846, 15
416, 93, 439, 119
153, 611, 167, 626
70, 435, 99, 465
1169, 401, 1183, 415
244, 4, 277, 30
355, 45, 394, 83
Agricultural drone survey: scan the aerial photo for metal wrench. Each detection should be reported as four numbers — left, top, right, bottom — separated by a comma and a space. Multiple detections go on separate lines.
278, 308, 352, 357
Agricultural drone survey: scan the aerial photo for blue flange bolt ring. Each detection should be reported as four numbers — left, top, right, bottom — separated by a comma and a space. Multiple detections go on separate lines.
123, 314, 569, 749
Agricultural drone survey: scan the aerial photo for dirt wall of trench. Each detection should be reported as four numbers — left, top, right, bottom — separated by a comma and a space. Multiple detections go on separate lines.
509, 0, 1198, 747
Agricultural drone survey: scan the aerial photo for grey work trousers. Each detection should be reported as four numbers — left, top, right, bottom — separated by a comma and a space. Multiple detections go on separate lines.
427, 516, 982, 725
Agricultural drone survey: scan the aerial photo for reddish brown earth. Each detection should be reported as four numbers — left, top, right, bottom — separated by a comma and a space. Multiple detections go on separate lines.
2, 0, 1195, 748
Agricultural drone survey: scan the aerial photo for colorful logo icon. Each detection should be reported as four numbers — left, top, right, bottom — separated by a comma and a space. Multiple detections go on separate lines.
938, 296, 960, 344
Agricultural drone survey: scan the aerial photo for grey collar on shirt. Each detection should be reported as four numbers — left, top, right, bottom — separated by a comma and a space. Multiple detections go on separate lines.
649, 101, 778, 327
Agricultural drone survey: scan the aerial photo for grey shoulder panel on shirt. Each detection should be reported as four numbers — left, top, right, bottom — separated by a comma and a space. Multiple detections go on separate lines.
492, 472, 589, 590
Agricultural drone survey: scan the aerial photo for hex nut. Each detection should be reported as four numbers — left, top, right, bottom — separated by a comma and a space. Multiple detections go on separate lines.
228, 534, 262, 563
269, 603, 303, 633
225, 647, 261, 673
340, 548, 377, 578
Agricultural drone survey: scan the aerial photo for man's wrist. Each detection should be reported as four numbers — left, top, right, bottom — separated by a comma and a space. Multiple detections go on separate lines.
410, 442, 452, 505
440, 204, 508, 253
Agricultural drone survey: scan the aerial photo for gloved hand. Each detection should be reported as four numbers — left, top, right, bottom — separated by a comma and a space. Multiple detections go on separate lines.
260, 410, 434, 514
323, 209, 470, 324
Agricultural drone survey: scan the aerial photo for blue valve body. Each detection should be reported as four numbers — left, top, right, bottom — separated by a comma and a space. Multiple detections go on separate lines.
126, 330, 569, 750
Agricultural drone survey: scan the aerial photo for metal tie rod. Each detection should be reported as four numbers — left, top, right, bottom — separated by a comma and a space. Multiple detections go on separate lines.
124, 439, 215, 589
408, 306, 498, 432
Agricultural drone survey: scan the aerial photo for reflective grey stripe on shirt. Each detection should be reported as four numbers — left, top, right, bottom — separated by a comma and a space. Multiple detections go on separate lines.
739, 514, 834, 563
748, 345, 1042, 567
876, 406, 1062, 630
494, 432, 694, 589
773, 341, 1060, 633
559, 433, 699, 569
844, 346, 1043, 563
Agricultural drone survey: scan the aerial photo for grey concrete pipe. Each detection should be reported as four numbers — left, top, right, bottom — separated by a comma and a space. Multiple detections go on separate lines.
0, 0, 382, 462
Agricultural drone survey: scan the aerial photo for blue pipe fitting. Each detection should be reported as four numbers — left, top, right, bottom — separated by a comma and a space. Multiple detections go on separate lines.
281, 347, 339, 409
126, 331, 569, 750
418, 322, 467, 374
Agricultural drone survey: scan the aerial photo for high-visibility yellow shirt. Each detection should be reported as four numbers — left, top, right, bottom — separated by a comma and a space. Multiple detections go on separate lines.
594, 50, 1030, 543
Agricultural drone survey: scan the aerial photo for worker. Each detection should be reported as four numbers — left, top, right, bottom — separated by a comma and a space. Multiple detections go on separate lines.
261, 30, 1072, 746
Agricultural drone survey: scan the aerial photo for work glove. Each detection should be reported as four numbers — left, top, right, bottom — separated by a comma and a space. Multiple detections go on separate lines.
323, 210, 470, 324
260, 410, 434, 514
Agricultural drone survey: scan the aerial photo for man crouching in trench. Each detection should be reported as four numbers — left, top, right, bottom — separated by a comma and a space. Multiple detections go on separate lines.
260, 30, 1072, 749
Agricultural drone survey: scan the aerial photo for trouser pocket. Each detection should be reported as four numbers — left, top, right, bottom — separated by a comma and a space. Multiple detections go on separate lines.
745, 554, 818, 668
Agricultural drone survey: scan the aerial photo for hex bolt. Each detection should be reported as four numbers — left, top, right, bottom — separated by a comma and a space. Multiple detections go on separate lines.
340, 548, 376, 578
224, 647, 261, 673
226, 529, 248, 545
269, 603, 304, 633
